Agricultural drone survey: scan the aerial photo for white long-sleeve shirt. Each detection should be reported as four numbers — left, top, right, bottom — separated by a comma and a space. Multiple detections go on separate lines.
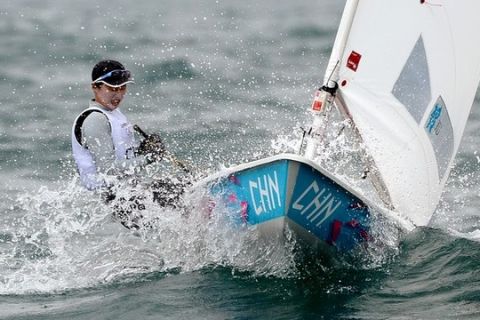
72, 101, 144, 190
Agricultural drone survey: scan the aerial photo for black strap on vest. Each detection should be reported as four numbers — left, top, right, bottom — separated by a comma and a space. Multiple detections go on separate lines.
74, 109, 106, 145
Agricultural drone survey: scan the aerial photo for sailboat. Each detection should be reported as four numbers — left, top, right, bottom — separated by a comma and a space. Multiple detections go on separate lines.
195, 0, 480, 252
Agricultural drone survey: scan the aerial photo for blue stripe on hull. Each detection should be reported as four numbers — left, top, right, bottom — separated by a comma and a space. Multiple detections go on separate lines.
208, 158, 370, 251
287, 163, 369, 251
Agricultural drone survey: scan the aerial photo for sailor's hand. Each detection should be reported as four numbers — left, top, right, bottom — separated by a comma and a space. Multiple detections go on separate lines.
137, 133, 165, 163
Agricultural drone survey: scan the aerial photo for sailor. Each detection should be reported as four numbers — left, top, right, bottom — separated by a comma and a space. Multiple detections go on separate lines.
72, 59, 167, 228
72, 59, 164, 190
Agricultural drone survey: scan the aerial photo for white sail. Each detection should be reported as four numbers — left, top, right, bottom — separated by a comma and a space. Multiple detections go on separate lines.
326, 0, 480, 226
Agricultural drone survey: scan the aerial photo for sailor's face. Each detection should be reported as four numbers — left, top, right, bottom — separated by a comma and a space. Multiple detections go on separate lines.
93, 84, 127, 110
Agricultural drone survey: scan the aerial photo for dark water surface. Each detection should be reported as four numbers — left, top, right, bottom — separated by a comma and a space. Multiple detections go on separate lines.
1, 0, 479, 319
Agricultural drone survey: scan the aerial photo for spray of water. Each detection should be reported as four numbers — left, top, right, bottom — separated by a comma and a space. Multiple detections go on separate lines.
1, 166, 300, 294
432, 151, 480, 241
3, 105, 451, 294
271, 108, 405, 267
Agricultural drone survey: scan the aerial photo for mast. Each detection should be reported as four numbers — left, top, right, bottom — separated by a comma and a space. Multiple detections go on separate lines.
304, 0, 359, 159
303, 0, 394, 209
323, 0, 360, 87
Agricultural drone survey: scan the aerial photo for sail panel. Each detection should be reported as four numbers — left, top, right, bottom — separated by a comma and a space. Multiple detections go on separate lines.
340, 84, 440, 225
392, 36, 432, 125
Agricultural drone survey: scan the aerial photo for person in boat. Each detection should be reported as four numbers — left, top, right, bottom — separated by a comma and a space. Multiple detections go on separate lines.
71, 59, 180, 228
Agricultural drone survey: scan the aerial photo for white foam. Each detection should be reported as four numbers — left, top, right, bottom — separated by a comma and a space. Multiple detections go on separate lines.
0, 175, 298, 294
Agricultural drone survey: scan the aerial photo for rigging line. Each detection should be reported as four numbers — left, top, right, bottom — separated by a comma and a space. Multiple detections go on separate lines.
325, 60, 340, 87
334, 94, 395, 210
297, 127, 307, 155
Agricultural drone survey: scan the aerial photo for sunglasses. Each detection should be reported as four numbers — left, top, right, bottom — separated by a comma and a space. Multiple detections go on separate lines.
92, 69, 133, 87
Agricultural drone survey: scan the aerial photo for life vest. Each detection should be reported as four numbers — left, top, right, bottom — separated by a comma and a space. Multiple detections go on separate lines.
71, 101, 137, 190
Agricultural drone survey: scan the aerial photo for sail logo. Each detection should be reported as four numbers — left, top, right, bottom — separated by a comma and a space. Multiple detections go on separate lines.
347, 50, 362, 72
426, 104, 442, 134
249, 171, 282, 216
291, 180, 341, 227
424, 96, 454, 180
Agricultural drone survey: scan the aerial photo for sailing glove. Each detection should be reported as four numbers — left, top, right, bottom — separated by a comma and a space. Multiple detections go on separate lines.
137, 133, 165, 163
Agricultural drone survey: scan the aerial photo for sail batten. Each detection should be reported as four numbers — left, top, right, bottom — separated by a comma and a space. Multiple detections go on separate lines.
325, 0, 480, 226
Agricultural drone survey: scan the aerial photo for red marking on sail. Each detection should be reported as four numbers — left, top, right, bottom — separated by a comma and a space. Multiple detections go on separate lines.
346, 51, 362, 72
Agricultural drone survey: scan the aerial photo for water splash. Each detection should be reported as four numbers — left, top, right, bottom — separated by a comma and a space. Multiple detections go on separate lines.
0, 106, 423, 295
272, 109, 382, 203
0, 179, 165, 294
0, 170, 300, 295
432, 154, 480, 242
270, 109, 404, 266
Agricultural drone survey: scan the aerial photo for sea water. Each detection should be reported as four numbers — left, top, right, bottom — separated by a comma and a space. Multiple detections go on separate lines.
0, 0, 479, 319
